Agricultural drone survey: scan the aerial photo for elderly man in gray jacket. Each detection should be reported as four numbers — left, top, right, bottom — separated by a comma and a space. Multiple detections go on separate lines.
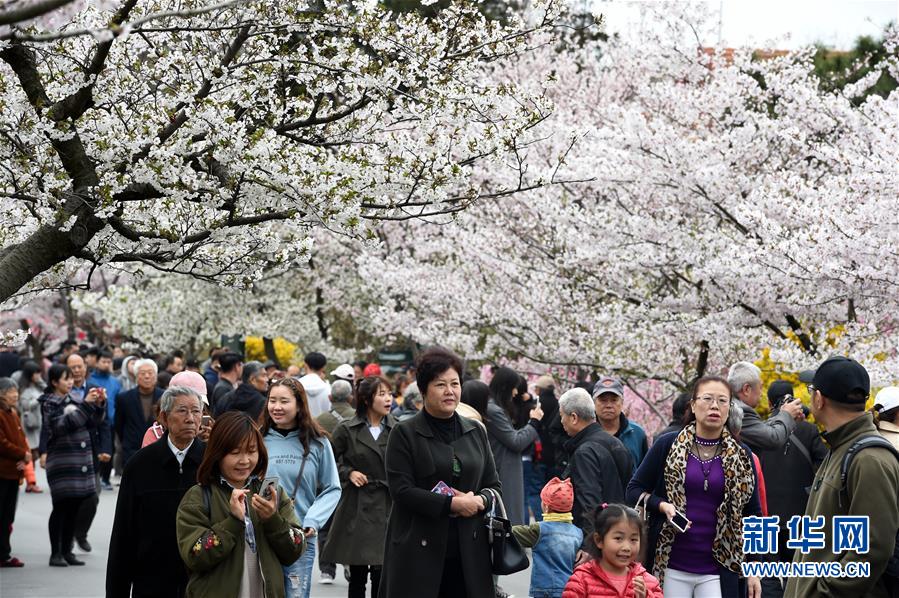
728, 362, 804, 451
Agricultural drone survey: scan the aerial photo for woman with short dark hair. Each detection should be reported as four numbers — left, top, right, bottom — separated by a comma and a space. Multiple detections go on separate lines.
176, 411, 306, 598
322, 376, 395, 598
379, 347, 502, 598
627, 376, 762, 598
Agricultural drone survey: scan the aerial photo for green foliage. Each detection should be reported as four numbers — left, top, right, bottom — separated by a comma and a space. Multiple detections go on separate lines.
812, 29, 897, 103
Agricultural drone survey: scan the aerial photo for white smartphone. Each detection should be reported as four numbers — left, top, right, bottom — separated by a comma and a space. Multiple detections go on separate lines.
670, 511, 691, 533
259, 476, 278, 499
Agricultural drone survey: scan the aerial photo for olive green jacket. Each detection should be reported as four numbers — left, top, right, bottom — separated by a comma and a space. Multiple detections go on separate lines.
176, 480, 306, 598
785, 413, 899, 598
315, 401, 356, 436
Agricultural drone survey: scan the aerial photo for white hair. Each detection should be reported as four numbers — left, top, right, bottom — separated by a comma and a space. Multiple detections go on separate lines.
331, 379, 353, 402
727, 361, 761, 394
133, 358, 158, 375
558, 388, 596, 422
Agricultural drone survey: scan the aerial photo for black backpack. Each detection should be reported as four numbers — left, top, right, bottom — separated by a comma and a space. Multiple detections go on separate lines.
840, 435, 899, 579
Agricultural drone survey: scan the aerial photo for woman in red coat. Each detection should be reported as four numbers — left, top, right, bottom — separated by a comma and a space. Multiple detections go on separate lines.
0, 377, 31, 567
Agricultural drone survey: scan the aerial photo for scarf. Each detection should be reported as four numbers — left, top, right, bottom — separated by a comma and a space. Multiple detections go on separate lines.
542, 512, 574, 523
652, 423, 755, 584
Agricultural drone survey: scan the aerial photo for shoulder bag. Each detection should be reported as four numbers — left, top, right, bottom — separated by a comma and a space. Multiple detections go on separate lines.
483, 488, 529, 575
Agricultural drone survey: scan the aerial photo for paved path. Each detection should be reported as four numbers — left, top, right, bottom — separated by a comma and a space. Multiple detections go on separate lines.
0, 467, 531, 597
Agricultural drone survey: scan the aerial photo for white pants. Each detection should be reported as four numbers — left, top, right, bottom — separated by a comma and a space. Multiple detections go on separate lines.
663, 568, 722, 598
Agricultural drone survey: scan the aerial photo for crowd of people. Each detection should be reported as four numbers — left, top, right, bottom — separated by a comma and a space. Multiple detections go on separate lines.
0, 340, 898, 598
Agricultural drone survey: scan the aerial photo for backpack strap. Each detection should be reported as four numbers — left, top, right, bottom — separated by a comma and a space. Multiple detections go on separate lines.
788, 433, 814, 469
330, 409, 346, 424
839, 435, 899, 507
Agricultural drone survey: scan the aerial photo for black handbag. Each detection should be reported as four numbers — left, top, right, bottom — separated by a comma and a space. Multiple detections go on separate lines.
483, 488, 529, 575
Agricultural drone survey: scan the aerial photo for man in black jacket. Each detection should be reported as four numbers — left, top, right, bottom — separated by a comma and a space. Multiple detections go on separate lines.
106, 385, 207, 598
758, 380, 827, 598
211, 360, 267, 421
558, 388, 633, 563
114, 358, 164, 467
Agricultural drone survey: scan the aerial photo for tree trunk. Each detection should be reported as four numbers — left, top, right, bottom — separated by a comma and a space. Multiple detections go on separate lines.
262, 337, 281, 369
60, 290, 77, 340
0, 221, 97, 304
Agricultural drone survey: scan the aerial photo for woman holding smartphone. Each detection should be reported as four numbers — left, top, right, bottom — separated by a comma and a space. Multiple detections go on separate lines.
626, 376, 762, 598
262, 377, 340, 598
40, 364, 107, 567
176, 411, 306, 597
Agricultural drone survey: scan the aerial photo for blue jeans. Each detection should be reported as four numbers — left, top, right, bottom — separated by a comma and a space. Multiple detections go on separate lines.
284, 534, 316, 598
523, 461, 546, 522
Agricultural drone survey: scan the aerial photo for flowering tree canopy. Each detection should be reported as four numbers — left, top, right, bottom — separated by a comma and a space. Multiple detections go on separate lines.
70, 231, 366, 358
360, 7, 899, 388
0, 0, 567, 308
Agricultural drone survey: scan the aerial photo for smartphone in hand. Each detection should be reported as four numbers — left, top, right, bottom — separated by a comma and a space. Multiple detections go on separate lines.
259, 476, 278, 499
670, 511, 691, 533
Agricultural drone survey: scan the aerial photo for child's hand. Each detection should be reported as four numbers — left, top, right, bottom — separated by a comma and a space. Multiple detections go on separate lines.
632, 574, 646, 598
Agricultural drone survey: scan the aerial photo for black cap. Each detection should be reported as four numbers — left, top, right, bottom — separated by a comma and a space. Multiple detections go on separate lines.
798, 369, 816, 384
812, 356, 869, 404
767, 380, 794, 407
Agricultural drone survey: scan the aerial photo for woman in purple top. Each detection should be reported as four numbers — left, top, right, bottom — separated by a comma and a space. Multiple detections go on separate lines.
626, 376, 762, 598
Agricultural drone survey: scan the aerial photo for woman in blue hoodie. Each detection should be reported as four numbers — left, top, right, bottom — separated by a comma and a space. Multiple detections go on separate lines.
263, 377, 341, 598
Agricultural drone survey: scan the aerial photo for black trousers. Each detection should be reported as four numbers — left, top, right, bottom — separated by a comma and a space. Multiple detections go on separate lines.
437, 558, 466, 598
349, 565, 382, 598
0, 478, 19, 560
72, 473, 100, 545
48, 495, 86, 555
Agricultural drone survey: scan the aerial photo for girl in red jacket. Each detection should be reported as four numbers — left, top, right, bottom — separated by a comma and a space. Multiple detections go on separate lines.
562, 504, 663, 598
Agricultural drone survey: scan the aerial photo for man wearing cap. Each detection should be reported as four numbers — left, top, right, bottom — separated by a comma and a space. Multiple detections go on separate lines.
784, 356, 899, 598
874, 387, 899, 451
592, 376, 648, 471
757, 380, 828, 598
330, 363, 355, 384
728, 362, 804, 453
107, 385, 207, 598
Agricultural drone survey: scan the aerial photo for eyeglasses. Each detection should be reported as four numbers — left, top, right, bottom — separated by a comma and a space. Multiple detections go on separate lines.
807, 384, 815, 396
695, 395, 730, 406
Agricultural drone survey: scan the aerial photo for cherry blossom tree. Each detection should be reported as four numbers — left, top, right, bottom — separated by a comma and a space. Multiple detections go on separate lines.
359, 5, 899, 390
70, 230, 366, 358
0, 0, 569, 309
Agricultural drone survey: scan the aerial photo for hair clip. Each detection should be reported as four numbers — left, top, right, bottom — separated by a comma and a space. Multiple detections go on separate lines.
601, 503, 609, 509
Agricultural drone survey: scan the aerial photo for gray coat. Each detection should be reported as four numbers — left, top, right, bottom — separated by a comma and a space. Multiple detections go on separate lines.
739, 401, 797, 452
18, 384, 42, 448
485, 399, 538, 526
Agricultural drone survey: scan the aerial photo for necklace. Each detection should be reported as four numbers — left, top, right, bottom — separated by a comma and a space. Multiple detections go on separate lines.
692, 440, 721, 492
